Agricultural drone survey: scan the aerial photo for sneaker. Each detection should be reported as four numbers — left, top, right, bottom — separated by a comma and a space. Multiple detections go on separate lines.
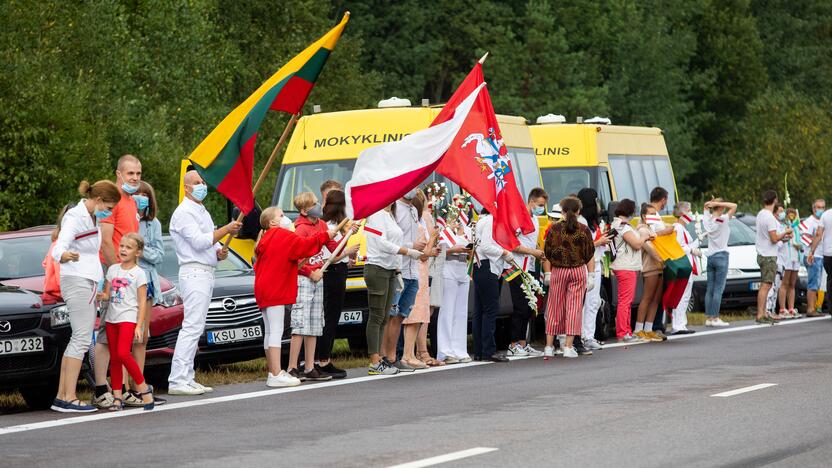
583, 338, 603, 350
93, 391, 115, 409
303, 367, 332, 382
54, 399, 97, 413
443, 356, 460, 364
543, 346, 556, 358
622, 334, 644, 343
369, 360, 399, 375
288, 368, 307, 382
651, 331, 668, 341
710, 318, 730, 327
635, 330, 652, 341
523, 344, 544, 357
123, 391, 144, 407
267, 370, 301, 387
50, 398, 68, 412
168, 384, 205, 396
507, 344, 529, 357
317, 362, 347, 379
189, 381, 214, 393
576, 346, 593, 356
392, 360, 416, 373
562, 347, 579, 358
457, 356, 472, 363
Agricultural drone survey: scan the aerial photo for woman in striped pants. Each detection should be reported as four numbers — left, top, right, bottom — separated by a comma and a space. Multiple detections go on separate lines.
542, 197, 596, 358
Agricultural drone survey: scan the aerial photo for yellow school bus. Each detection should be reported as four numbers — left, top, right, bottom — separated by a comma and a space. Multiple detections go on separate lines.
530, 116, 678, 219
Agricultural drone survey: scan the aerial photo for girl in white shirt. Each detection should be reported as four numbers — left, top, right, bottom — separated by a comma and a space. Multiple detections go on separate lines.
702, 198, 736, 327
51, 180, 120, 413
363, 205, 424, 376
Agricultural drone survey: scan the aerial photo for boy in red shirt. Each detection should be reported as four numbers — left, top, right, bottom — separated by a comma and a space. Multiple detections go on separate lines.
286, 192, 344, 382
255, 206, 337, 387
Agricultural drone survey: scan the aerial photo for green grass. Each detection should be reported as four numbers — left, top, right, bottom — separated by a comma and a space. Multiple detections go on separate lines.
686, 311, 753, 326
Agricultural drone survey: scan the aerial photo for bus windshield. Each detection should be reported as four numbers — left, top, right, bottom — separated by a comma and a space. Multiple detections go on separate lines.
540, 167, 593, 203
273, 161, 356, 213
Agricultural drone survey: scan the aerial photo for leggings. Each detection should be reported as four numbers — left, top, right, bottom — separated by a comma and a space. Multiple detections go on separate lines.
364, 264, 397, 356
105, 322, 145, 390
262, 305, 285, 349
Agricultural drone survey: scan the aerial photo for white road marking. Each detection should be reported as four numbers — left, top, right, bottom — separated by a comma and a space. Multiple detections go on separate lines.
711, 383, 778, 397
1, 316, 825, 436
388, 447, 499, 468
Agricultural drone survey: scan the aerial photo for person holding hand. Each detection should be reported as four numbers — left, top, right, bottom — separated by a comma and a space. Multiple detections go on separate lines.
168, 170, 241, 395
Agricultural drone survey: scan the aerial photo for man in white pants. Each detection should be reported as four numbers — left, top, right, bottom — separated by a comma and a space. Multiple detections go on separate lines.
669, 202, 701, 334
577, 188, 611, 351
168, 170, 241, 395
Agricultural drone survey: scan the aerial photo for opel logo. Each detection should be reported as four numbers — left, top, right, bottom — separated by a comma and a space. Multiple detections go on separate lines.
0, 321, 10, 333
222, 298, 237, 313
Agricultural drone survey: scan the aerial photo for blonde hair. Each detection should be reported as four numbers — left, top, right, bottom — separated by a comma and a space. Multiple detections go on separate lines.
293, 192, 317, 211
122, 232, 145, 252
260, 206, 280, 229
78, 180, 120, 203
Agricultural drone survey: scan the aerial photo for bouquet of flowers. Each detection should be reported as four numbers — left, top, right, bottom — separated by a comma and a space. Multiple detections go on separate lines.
452, 191, 475, 226
425, 181, 449, 226
506, 258, 545, 314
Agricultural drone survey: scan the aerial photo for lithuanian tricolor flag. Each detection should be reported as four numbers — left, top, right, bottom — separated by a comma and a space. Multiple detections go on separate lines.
189, 13, 350, 214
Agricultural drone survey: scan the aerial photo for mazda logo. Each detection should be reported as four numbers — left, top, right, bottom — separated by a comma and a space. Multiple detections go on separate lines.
222, 298, 237, 312
0, 321, 10, 333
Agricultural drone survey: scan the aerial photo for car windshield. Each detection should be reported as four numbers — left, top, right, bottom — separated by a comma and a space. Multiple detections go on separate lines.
159, 237, 251, 284
684, 218, 756, 248
0, 235, 52, 280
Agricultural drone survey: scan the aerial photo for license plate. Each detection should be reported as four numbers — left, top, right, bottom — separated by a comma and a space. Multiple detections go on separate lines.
206, 325, 262, 345
0, 336, 44, 355
338, 311, 363, 325
749, 282, 761, 291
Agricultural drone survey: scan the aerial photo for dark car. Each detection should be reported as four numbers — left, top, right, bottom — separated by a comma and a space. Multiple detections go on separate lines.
149, 236, 286, 368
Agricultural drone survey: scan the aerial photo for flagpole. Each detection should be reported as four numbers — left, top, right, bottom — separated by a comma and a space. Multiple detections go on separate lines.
478, 52, 489, 64
320, 221, 358, 273
222, 112, 300, 248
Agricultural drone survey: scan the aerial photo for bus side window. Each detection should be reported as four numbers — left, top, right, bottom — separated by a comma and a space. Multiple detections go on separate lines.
598, 169, 612, 206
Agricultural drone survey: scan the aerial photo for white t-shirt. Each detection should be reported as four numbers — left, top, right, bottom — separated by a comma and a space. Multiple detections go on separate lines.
322, 220, 349, 264
755, 209, 780, 257
704, 212, 730, 255
106, 264, 148, 324
516, 213, 540, 272
821, 210, 832, 256
801, 216, 822, 258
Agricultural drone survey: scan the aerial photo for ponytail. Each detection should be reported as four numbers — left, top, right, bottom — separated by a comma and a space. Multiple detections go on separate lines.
559, 196, 582, 233
78, 180, 91, 197
79, 179, 120, 204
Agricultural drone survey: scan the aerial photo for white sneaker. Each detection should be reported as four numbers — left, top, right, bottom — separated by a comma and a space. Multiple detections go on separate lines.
562, 347, 579, 358
523, 344, 544, 357
444, 356, 460, 364
267, 370, 301, 388
710, 318, 730, 327
507, 344, 528, 357
457, 356, 472, 363
168, 384, 205, 396
583, 338, 603, 350
543, 346, 555, 358
189, 381, 214, 393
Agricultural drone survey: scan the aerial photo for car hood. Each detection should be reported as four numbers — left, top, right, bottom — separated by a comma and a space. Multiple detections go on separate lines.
0, 285, 44, 316
723, 244, 759, 270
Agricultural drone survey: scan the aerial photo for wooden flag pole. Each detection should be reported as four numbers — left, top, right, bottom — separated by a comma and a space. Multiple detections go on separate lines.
299, 218, 351, 271
222, 113, 300, 248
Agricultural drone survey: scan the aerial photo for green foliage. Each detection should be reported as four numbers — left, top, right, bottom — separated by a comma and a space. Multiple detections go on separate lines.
0, 0, 830, 231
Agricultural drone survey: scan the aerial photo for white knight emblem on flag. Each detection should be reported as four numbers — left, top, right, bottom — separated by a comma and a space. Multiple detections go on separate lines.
461, 127, 511, 192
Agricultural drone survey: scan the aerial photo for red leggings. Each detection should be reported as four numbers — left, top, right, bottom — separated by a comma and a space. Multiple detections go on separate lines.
105, 322, 145, 389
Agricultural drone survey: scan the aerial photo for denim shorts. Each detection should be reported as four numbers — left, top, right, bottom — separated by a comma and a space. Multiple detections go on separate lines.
805, 256, 823, 290
389, 278, 419, 318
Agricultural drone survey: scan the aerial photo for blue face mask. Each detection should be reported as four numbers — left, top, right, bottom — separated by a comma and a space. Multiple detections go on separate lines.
532, 206, 545, 216
95, 209, 112, 220
816, 209, 825, 218
133, 194, 149, 212
778, 212, 786, 221
191, 184, 208, 201
121, 182, 139, 195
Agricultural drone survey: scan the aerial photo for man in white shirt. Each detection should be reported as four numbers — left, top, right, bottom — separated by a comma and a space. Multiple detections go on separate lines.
810, 201, 832, 314
755, 190, 791, 324
804, 199, 826, 316
473, 208, 512, 362
167, 170, 241, 395
507, 188, 546, 357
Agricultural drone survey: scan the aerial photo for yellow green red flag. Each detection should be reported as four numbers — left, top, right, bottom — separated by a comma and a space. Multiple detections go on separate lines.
189, 13, 350, 213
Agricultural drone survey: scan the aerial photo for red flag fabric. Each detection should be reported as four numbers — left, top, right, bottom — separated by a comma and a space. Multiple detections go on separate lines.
432, 64, 534, 250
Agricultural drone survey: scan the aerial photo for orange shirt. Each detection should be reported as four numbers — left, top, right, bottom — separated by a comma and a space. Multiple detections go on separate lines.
99, 191, 139, 264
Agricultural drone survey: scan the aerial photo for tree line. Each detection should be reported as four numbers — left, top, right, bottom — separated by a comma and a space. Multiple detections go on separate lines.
1, 0, 830, 231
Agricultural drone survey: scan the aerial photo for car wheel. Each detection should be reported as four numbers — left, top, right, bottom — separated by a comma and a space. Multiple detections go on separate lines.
347, 335, 367, 352
20, 380, 58, 410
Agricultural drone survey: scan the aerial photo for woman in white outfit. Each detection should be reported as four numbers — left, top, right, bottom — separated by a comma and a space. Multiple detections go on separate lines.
51, 180, 121, 413
437, 219, 473, 363
577, 188, 611, 350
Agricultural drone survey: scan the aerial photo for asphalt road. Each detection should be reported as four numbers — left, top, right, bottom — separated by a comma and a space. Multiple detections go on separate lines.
2, 318, 832, 468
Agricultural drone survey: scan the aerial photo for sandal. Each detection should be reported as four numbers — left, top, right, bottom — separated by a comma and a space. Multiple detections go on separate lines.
109, 398, 124, 412
419, 352, 445, 367
139, 385, 155, 411
404, 358, 428, 369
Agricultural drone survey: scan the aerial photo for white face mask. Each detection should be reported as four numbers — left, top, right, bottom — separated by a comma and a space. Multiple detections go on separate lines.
279, 215, 294, 230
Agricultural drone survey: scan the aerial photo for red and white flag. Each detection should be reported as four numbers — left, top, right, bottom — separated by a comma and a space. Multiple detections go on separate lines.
433, 63, 534, 250
345, 81, 486, 220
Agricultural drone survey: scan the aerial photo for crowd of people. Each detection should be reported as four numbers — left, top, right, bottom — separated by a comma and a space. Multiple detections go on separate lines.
44, 153, 832, 413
